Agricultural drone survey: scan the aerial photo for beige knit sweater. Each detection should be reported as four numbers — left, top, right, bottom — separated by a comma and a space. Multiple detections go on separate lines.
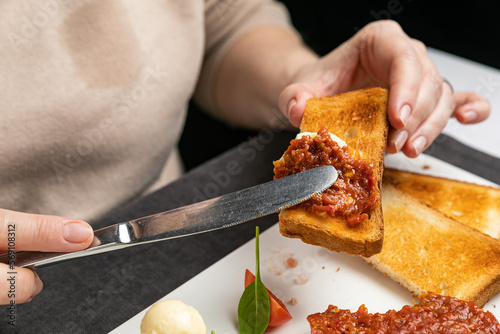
0, 0, 291, 222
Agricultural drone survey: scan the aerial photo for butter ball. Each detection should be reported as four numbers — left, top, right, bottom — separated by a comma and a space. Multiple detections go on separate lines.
140, 300, 206, 334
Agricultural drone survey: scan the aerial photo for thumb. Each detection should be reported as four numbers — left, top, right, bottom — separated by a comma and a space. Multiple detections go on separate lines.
278, 83, 316, 128
0, 209, 94, 252
0, 266, 43, 304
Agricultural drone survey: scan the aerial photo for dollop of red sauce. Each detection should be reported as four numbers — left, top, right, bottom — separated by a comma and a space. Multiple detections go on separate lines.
307, 293, 500, 334
273, 127, 379, 226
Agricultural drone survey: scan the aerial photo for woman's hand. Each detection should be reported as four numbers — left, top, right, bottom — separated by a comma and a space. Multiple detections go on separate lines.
0, 209, 93, 304
279, 20, 490, 157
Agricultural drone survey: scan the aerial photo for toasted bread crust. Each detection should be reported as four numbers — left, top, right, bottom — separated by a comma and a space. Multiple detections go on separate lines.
384, 168, 500, 239
365, 183, 500, 307
278, 87, 389, 257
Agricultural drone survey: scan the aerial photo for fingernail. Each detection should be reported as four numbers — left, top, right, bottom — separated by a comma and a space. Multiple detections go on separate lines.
400, 104, 411, 127
462, 110, 477, 122
287, 99, 297, 118
31, 271, 43, 299
393, 130, 408, 152
63, 222, 92, 244
413, 136, 428, 155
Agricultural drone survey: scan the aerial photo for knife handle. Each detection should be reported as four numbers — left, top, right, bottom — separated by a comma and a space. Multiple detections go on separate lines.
0, 223, 132, 268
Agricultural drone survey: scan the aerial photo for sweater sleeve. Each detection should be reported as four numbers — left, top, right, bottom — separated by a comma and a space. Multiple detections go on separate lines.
194, 0, 297, 117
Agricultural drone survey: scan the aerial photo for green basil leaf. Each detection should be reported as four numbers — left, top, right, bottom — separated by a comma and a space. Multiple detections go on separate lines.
237, 227, 270, 334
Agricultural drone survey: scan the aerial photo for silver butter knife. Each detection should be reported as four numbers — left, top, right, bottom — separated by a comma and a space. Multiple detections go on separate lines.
0, 166, 337, 268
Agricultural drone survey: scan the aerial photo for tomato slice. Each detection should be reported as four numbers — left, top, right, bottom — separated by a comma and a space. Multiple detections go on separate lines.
244, 269, 293, 328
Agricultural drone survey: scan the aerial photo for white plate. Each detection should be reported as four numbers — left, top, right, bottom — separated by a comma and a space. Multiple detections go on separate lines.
110, 153, 500, 334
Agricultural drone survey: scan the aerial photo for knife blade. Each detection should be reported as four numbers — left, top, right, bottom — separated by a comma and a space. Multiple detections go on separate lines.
0, 166, 337, 268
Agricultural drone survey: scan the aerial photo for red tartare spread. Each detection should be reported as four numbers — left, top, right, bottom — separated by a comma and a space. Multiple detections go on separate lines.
307, 292, 500, 334
273, 127, 378, 226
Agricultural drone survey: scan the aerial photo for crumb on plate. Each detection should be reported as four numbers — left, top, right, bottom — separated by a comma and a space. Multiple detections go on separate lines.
295, 273, 309, 285
286, 257, 298, 268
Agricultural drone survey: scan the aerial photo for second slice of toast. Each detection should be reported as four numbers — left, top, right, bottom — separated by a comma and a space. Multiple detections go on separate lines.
383, 168, 500, 239
365, 182, 500, 307
278, 87, 389, 257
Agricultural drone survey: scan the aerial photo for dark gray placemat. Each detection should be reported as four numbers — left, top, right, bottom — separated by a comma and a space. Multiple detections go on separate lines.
425, 134, 500, 185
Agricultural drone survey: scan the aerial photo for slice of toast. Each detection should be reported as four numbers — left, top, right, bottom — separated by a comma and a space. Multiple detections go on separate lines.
365, 182, 500, 307
278, 87, 389, 257
383, 168, 500, 239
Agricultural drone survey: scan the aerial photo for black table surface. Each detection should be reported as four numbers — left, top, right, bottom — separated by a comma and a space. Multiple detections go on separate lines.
5, 130, 500, 334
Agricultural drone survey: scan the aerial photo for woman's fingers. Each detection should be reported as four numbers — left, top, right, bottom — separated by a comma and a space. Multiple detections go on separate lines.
380, 33, 423, 131
389, 89, 490, 156
0, 209, 94, 252
387, 68, 444, 153
400, 81, 456, 157
0, 265, 43, 304
0, 209, 93, 304
453, 91, 491, 124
